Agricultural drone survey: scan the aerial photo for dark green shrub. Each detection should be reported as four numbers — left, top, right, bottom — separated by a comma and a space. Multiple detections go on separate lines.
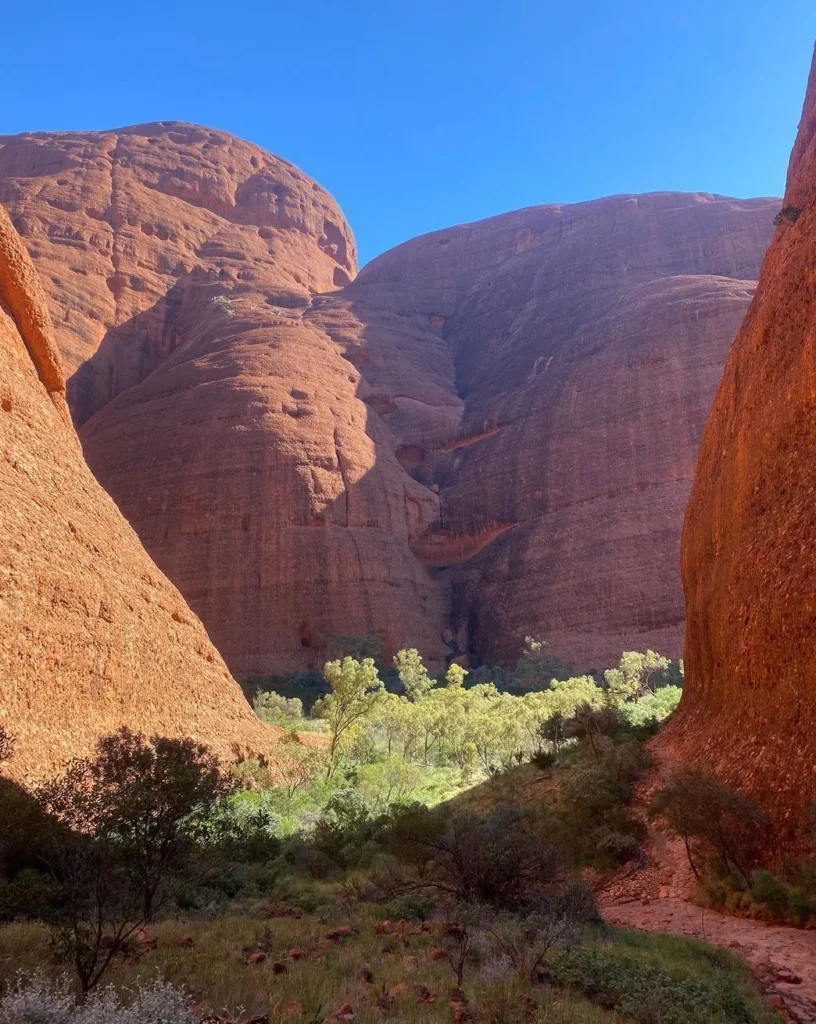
774, 205, 802, 225
384, 807, 561, 911
382, 891, 435, 920
650, 768, 770, 887
545, 928, 778, 1023
554, 740, 652, 867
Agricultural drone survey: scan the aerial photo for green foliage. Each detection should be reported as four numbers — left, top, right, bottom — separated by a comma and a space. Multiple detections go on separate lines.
329, 633, 386, 666
604, 649, 671, 701
650, 767, 770, 887
445, 662, 468, 688
393, 647, 434, 701
545, 927, 779, 1023
383, 807, 564, 910
621, 684, 682, 726
313, 657, 385, 775
774, 205, 803, 225
699, 869, 816, 927
553, 741, 652, 867
12, 729, 239, 993
239, 647, 681, 845
253, 690, 304, 724
514, 636, 575, 691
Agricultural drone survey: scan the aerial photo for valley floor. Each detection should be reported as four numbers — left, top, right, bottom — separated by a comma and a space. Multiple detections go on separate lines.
602, 896, 816, 1023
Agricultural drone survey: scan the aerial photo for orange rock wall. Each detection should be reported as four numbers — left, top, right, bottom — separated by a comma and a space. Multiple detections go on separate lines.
0, 202, 278, 782
0, 124, 776, 677
672, 49, 816, 836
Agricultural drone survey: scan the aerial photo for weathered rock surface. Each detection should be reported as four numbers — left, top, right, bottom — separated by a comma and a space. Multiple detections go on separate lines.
672, 49, 816, 837
0, 123, 776, 676
311, 194, 776, 669
0, 201, 277, 782
0, 124, 447, 676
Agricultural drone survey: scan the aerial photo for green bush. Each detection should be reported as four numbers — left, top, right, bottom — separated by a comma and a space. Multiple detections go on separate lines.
545, 927, 779, 1023
554, 740, 652, 867
650, 768, 770, 887
700, 870, 816, 926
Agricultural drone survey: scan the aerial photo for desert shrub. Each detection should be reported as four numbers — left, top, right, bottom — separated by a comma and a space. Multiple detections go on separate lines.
699, 870, 816, 926
774, 205, 803, 225
22, 730, 240, 993
513, 636, 576, 691
0, 971, 195, 1024
472, 879, 599, 982
554, 741, 652, 867
38, 728, 235, 924
253, 690, 304, 724
382, 807, 561, 911
329, 634, 386, 666
544, 928, 777, 1023
650, 768, 770, 886
381, 891, 435, 921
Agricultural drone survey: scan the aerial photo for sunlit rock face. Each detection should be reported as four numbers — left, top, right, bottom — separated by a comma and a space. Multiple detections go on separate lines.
670, 49, 816, 840
0, 123, 775, 677
0, 202, 279, 783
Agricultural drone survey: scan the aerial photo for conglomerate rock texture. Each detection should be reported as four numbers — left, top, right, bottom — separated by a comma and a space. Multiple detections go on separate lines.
0, 123, 776, 676
672, 50, 816, 838
0, 201, 278, 782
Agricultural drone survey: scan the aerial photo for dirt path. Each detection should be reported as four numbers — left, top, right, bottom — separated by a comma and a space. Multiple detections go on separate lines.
596, 744, 816, 1022
601, 895, 816, 1022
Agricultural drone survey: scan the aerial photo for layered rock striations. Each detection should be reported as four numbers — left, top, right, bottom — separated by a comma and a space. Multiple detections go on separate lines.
673, 50, 816, 836
0, 201, 277, 782
0, 123, 776, 676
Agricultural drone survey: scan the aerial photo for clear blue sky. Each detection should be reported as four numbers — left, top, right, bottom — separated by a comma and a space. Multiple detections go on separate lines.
3, 1, 814, 266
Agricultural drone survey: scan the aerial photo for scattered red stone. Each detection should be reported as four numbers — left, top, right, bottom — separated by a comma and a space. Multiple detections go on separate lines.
449, 999, 470, 1023
247, 952, 266, 965
137, 926, 157, 951
288, 948, 303, 960
179, 936, 195, 949
285, 1002, 302, 1016
271, 906, 303, 919
417, 986, 438, 1004
374, 921, 394, 935
326, 925, 358, 941
430, 947, 448, 961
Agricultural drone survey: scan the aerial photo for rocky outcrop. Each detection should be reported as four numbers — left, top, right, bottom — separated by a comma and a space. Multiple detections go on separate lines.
0, 124, 447, 677
0, 202, 278, 782
672, 49, 816, 837
0, 124, 776, 676
310, 194, 776, 669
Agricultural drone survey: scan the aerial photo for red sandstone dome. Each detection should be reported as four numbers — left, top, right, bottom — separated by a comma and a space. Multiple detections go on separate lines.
0, 123, 776, 679
0, 201, 279, 782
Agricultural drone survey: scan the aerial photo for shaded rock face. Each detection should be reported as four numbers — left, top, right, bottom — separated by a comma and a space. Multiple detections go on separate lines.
310, 194, 776, 669
0, 124, 447, 677
0, 202, 278, 782
0, 123, 776, 677
673, 50, 816, 837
